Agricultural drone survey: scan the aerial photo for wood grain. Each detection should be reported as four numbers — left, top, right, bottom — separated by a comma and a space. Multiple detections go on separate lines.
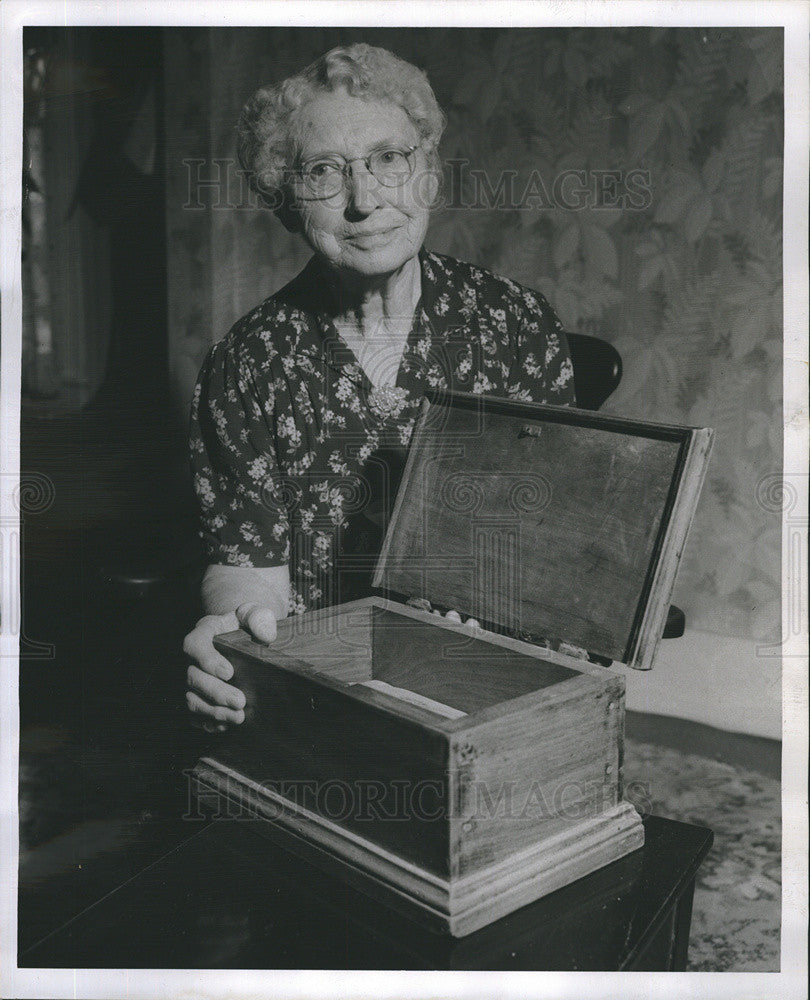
264, 600, 374, 682
192, 757, 643, 938
448, 673, 626, 878
351, 680, 468, 720
629, 426, 714, 669
370, 606, 577, 714
203, 596, 643, 933
374, 392, 712, 666
213, 621, 454, 877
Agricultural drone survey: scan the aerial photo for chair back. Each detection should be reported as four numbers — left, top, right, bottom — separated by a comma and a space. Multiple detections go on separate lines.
565, 332, 622, 411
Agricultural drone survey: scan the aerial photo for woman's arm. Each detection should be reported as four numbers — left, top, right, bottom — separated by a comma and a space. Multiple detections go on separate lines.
186, 331, 292, 730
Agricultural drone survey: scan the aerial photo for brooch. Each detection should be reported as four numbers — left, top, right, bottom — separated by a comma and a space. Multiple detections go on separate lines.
367, 385, 409, 420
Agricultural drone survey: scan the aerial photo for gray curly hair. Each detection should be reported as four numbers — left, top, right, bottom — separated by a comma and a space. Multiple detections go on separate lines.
237, 43, 446, 208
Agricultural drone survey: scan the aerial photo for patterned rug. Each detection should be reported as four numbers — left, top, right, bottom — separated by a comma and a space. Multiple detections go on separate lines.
624, 737, 781, 971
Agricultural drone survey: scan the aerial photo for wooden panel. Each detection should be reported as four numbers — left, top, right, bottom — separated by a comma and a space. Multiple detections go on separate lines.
629, 425, 714, 669
212, 631, 453, 877
192, 756, 455, 934
265, 602, 374, 683
193, 758, 643, 938
208, 596, 631, 904
446, 802, 643, 936
352, 680, 469, 720
375, 393, 711, 664
448, 672, 626, 878
370, 607, 577, 714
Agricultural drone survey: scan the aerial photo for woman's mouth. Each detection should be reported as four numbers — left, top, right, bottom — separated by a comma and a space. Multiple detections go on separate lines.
345, 226, 400, 249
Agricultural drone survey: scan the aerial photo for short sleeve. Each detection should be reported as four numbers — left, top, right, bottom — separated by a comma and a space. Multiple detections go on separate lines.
189, 340, 290, 568
509, 287, 577, 407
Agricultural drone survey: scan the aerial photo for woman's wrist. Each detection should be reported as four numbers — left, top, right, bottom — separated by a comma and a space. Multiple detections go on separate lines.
201, 563, 290, 620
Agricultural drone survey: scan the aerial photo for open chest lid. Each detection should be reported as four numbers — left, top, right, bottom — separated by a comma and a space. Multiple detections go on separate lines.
373, 391, 713, 670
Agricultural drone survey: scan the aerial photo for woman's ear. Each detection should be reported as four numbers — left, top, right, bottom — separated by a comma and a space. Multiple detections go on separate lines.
425, 169, 440, 210
419, 148, 442, 210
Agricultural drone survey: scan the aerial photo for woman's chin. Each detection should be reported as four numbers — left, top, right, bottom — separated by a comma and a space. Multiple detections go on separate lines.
330, 241, 420, 279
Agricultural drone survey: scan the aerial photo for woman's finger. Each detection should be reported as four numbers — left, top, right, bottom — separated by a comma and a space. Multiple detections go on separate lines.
182, 629, 236, 681
236, 603, 278, 645
186, 689, 245, 726
187, 665, 246, 713
188, 712, 228, 734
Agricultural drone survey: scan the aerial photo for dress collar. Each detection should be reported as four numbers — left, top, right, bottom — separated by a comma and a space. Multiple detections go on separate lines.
283, 249, 477, 390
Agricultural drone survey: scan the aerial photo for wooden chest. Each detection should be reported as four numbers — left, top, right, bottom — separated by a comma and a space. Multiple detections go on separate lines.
193, 391, 713, 936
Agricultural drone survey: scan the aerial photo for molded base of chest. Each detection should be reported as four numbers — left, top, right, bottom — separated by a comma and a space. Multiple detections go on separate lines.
194, 597, 645, 937
192, 756, 643, 937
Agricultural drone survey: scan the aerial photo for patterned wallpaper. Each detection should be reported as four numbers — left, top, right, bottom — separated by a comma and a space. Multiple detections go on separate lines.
164, 27, 783, 645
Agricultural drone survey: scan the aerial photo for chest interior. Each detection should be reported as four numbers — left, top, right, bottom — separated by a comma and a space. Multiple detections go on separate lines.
263, 602, 580, 719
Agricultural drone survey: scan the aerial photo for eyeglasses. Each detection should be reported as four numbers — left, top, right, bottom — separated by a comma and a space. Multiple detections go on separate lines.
294, 145, 420, 200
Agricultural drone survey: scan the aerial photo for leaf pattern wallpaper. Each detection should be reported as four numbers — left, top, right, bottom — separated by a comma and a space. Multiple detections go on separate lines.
165, 26, 783, 648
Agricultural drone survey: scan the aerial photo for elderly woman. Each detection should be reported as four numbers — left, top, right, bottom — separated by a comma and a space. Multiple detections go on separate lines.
184, 43, 575, 730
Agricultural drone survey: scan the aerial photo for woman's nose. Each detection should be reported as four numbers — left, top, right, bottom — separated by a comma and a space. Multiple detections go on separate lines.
345, 161, 384, 214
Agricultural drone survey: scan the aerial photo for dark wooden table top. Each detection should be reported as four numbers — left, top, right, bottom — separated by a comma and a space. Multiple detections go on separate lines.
20, 814, 712, 970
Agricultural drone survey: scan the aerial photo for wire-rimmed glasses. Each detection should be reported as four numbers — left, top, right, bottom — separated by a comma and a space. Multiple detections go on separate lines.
294, 145, 420, 200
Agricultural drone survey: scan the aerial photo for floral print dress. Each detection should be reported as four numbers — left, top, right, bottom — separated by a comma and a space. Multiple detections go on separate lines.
190, 249, 575, 614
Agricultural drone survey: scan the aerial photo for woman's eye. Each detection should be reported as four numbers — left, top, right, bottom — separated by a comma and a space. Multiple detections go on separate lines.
306, 160, 343, 182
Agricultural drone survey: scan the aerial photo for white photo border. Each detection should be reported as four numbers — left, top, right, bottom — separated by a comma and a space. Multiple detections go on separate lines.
1, 2, 807, 999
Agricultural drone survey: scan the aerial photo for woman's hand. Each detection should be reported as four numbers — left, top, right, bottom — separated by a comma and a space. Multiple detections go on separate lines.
184, 603, 278, 733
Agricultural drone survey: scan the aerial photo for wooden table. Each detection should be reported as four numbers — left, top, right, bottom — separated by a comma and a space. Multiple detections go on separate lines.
20, 815, 711, 970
